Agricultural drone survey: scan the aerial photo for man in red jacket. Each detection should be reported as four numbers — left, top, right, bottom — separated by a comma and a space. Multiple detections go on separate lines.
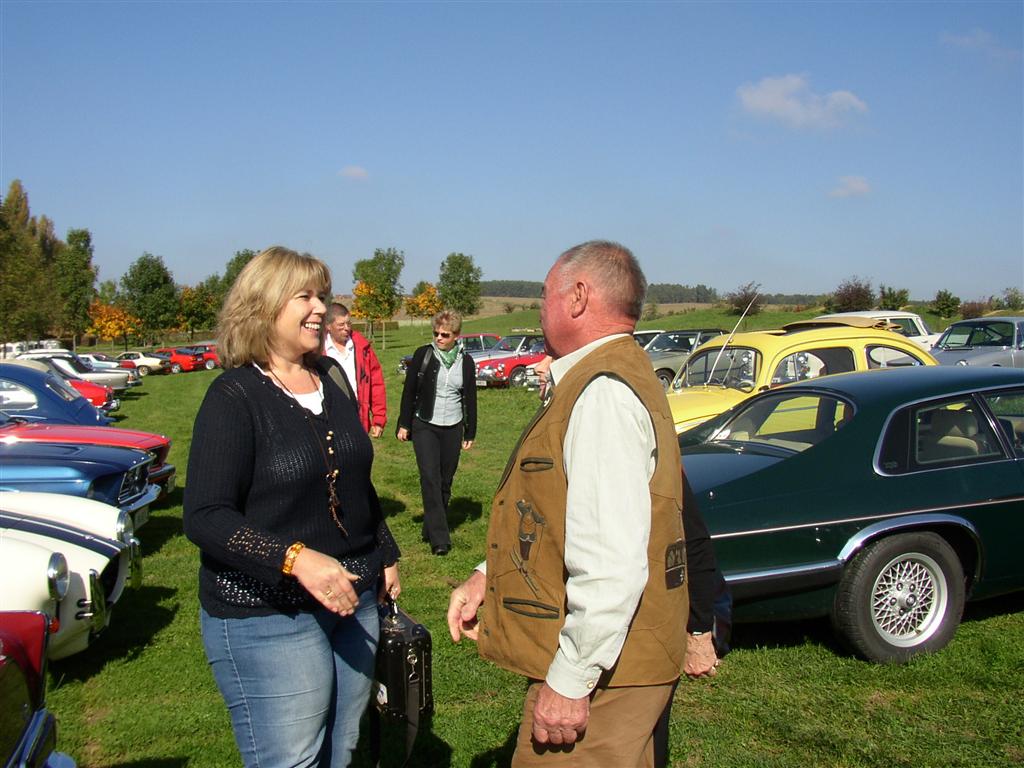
323, 302, 387, 437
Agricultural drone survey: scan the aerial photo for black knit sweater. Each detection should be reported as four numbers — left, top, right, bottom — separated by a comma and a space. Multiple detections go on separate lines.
183, 360, 399, 618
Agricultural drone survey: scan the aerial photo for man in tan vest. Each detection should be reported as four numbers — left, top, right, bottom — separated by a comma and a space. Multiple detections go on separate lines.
447, 240, 688, 767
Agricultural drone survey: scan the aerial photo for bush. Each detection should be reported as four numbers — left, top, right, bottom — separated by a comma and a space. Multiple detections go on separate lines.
960, 301, 989, 320
932, 289, 961, 319
642, 301, 660, 321
825, 276, 875, 313
878, 285, 909, 311
724, 282, 763, 316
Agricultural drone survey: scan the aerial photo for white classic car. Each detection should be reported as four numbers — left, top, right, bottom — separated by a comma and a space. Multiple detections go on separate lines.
0, 492, 141, 660
115, 351, 171, 376
816, 311, 941, 350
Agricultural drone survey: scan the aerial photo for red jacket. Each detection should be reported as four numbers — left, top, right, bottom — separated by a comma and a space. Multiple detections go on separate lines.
324, 331, 387, 432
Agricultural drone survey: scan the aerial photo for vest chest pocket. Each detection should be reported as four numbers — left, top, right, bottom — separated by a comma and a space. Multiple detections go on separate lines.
519, 456, 554, 472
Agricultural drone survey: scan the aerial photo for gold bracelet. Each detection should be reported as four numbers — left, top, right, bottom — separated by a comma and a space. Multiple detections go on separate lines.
281, 541, 305, 576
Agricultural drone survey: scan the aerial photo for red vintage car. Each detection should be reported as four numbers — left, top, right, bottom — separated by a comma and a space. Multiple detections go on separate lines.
154, 347, 206, 373
188, 343, 221, 370
475, 336, 548, 388
2, 357, 119, 413
0, 412, 176, 498
0, 611, 76, 767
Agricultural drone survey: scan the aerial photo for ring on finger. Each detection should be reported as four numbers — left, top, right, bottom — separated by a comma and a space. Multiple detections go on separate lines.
325, 586, 334, 597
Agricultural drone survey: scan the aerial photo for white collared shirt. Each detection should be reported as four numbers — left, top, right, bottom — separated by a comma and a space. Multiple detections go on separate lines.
324, 334, 357, 401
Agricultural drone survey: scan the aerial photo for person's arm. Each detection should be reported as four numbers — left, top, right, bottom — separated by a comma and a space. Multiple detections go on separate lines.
365, 344, 387, 434
682, 474, 721, 677
396, 346, 425, 434
462, 352, 477, 442
545, 378, 654, 698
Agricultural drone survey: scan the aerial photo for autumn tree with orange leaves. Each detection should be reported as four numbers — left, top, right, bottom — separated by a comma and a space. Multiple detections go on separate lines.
89, 300, 140, 350
404, 281, 443, 326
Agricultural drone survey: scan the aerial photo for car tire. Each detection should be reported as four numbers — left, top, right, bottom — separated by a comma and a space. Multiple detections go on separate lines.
204, 359, 216, 370
138, 365, 150, 376
170, 363, 182, 374
508, 367, 527, 387
656, 369, 674, 390
832, 532, 965, 663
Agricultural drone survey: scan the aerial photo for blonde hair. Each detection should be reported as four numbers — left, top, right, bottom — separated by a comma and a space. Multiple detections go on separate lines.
433, 309, 463, 335
217, 246, 332, 369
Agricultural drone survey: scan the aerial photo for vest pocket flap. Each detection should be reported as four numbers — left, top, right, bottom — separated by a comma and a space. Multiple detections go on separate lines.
519, 456, 554, 472
502, 598, 561, 620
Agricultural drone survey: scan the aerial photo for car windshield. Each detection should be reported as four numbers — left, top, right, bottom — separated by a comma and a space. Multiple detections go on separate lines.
675, 347, 759, 390
648, 332, 698, 353
936, 320, 1015, 349
707, 391, 854, 454
493, 336, 524, 353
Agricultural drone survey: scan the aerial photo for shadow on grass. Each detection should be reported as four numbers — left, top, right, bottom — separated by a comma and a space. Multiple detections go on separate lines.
448, 497, 483, 530
49, 585, 177, 683
729, 616, 840, 656
379, 495, 408, 519
353, 714, 454, 767
104, 760, 188, 768
469, 728, 517, 768
139, 492, 185, 556
963, 589, 1024, 622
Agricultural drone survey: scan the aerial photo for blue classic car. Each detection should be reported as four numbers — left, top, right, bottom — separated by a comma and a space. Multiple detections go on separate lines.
0, 443, 159, 529
0, 362, 113, 426
680, 366, 1024, 663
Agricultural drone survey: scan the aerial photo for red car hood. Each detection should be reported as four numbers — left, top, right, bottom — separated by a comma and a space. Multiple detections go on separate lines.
0, 422, 170, 466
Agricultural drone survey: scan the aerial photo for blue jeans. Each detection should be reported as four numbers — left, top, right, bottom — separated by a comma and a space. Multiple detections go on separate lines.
200, 590, 380, 768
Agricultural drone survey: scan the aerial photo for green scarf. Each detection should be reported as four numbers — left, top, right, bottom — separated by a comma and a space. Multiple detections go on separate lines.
433, 340, 461, 369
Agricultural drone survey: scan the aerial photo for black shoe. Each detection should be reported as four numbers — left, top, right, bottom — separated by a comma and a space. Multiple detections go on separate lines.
432, 546, 449, 556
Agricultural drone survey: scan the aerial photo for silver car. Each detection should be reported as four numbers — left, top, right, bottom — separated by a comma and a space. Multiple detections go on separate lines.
931, 316, 1024, 368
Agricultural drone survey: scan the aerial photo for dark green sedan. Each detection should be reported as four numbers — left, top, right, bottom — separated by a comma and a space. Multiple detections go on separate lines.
681, 365, 1024, 663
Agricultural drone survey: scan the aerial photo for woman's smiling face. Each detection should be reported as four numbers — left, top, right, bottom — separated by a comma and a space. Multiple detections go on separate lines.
272, 285, 327, 361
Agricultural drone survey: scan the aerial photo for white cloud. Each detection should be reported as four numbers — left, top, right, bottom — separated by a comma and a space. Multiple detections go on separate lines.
737, 74, 868, 129
339, 165, 368, 179
941, 29, 1021, 63
829, 176, 871, 198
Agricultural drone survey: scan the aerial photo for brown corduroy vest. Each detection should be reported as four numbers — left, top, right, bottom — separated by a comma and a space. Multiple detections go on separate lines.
477, 336, 688, 686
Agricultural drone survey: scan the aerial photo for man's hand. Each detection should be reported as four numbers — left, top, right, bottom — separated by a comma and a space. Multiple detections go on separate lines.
396, 427, 410, 442
369, 425, 384, 438
446, 570, 486, 642
683, 632, 720, 678
532, 683, 590, 745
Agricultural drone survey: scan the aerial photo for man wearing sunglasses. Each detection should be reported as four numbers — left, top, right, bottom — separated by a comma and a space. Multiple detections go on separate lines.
448, 241, 687, 767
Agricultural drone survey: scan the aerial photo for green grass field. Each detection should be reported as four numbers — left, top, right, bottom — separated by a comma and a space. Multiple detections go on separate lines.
45, 309, 1024, 767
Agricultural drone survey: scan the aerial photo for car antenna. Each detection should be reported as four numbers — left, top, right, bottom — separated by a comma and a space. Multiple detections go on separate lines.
704, 293, 759, 388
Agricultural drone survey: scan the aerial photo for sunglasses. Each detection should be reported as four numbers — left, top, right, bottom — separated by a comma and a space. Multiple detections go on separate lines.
433, 331, 453, 339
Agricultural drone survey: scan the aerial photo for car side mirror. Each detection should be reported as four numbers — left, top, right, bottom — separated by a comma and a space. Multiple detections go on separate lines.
737, 380, 755, 393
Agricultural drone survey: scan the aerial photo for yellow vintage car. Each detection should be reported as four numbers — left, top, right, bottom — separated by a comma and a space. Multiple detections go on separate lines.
667, 318, 938, 433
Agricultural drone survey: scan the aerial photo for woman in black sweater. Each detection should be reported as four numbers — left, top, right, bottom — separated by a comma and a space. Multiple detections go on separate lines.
396, 309, 477, 555
183, 246, 399, 768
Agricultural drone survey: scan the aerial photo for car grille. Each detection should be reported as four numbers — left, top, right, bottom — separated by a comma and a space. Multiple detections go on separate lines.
117, 461, 151, 504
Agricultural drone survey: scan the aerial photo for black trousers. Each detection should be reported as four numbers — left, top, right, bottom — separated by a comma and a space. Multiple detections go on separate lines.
411, 418, 464, 549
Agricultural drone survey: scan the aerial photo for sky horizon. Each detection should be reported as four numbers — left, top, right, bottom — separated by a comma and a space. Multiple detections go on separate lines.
2, 1, 1021, 301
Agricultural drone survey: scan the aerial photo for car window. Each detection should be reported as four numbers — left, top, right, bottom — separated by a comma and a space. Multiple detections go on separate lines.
678, 347, 759, 390
482, 336, 499, 350
649, 332, 697, 353
866, 346, 927, 369
0, 379, 39, 411
711, 392, 852, 453
771, 348, 855, 386
883, 397, 1004, 473
982, 388, 1024, 458
887, 318, 916, 337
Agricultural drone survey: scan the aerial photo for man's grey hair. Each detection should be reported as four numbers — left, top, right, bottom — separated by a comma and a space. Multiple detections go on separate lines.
325, 302, 350, 323
557, 240, 647, 321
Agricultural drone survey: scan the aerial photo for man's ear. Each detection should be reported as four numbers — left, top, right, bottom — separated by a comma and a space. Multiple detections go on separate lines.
570, 281, 588, 319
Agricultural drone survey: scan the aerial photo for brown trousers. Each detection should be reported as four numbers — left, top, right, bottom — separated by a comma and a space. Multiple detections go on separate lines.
511, 682, 675, 768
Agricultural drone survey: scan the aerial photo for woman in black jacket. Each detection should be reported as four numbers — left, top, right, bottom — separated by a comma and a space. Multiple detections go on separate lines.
396, 310, 478, 555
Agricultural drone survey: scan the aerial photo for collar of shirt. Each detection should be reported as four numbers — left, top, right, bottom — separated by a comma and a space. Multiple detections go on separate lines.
548, 333, 630, 387
325, 334, 354, 357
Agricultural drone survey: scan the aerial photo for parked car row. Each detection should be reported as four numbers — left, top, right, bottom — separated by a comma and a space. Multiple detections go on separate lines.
0, 354, 177, 669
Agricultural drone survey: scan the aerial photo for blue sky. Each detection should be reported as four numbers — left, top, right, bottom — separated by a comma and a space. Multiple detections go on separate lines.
2, 1, 1021, 301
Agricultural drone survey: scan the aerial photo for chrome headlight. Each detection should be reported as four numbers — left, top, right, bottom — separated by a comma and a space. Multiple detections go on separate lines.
47, 552, 70, 601
116, 509, 135, 542
956, 359, 969, 366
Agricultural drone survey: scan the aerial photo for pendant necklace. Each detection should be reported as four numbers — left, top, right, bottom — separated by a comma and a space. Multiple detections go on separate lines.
267, 365, 347, 536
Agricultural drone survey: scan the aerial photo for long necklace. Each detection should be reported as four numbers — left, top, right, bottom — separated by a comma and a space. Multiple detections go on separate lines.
267, 365, 347, 536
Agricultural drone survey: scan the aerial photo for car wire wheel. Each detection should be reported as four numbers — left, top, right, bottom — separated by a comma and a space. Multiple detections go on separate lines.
870, 551, 947, 647
832, 531, 965, 663
508, 366, 527, 387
